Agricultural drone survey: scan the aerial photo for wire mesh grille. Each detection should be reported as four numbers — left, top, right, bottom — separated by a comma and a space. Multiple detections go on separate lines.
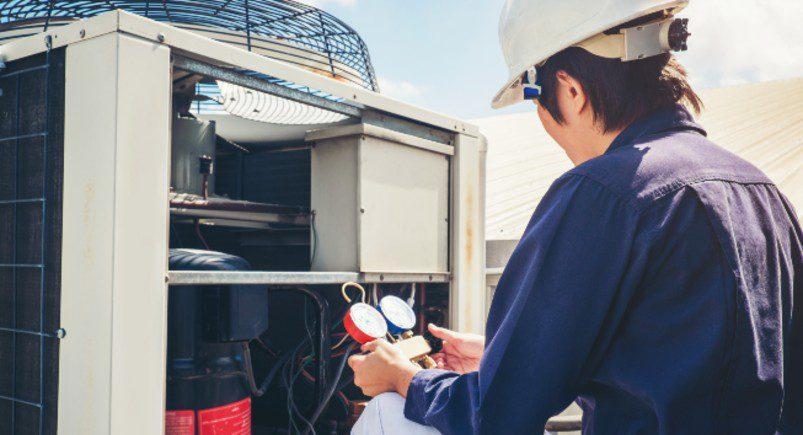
0, 46, 64, 435
0, 0, 378, 91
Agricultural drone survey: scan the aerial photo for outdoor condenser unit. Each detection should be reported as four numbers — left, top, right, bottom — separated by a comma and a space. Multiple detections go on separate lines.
0, 2, 486, 434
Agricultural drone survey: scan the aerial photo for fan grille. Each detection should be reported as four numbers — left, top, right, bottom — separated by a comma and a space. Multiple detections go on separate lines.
0, 0, 378, 91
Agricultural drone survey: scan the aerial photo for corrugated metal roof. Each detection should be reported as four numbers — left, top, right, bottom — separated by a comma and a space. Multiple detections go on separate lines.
477, 77, 803, 240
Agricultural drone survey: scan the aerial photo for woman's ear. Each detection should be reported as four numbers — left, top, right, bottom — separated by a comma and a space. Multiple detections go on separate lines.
555, 70, 588, 119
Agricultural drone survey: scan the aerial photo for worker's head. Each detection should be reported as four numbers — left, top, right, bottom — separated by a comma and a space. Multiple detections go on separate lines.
492, 0, 701, 162
533, 48, 702, 155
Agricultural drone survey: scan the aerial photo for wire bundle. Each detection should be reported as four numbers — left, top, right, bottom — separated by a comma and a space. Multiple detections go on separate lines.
243, 300, 357, 434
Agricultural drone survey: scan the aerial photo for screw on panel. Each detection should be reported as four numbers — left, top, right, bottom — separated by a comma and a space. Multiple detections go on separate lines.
79, 29, 86, 38
55, 328, 67, 339
157, 33, 166, 43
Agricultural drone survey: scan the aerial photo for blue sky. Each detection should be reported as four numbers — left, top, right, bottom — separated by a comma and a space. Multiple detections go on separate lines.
308, 0, 803, 120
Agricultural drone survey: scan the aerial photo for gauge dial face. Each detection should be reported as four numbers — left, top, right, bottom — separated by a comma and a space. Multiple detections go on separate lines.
379, 296, 416, 330
349, 303, 388, 339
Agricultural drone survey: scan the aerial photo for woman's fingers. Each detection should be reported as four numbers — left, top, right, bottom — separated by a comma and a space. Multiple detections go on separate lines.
428, 324, 461, 341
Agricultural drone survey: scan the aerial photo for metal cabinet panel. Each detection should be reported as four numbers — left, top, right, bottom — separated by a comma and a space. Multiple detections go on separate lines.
309, 124, 449, 274
359, 138, 448, 273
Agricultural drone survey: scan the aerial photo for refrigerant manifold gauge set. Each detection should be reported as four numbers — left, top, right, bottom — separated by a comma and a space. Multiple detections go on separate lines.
339, 283, 438, 368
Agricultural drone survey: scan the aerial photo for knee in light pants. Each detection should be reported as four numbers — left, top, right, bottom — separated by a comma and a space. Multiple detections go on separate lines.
351, 393, 441, 435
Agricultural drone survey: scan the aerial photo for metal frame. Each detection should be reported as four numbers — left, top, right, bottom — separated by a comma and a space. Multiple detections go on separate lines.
168, 271, 450, 285
450, 133, 488, 334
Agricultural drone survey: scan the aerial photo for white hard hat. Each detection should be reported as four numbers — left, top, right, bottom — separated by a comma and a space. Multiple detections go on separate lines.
492, 0, 690, 109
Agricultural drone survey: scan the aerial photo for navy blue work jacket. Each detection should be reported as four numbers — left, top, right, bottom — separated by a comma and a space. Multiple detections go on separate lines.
404, 105, 802, 434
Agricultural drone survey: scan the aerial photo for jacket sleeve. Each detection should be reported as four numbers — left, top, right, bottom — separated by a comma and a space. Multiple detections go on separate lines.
404, 174, 651, 434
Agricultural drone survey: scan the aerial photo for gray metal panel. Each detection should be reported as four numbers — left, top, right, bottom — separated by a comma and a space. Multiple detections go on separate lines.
309, 124, 449, 274
310, 136, 359, 271
359, 137, 449, 273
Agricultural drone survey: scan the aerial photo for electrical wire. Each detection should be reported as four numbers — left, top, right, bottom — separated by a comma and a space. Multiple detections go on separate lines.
244, 305, 353, 433
310, 211, 318, 266
194, 219, 210, 250
170, 222, 184, 248
303, 298, 316, 359
241, 341, 293, 398
302, 343, 358, 435
331, 334, 350, 350
285, 351, 315, 435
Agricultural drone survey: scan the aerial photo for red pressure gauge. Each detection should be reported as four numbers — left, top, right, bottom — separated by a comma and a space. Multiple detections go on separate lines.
343, 303, 388, 344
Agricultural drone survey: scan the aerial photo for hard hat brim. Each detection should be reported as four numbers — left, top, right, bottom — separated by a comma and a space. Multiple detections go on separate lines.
491, 74, 527, 109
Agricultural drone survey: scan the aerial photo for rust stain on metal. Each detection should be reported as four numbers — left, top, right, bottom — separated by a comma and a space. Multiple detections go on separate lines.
464, 189, 474, 265
83, 182, 95, 264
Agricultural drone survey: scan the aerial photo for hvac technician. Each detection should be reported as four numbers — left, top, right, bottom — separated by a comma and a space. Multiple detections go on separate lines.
349, 0, 803, 433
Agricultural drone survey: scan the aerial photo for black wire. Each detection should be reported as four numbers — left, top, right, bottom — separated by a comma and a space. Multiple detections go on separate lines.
310, 211, 318, 266
240, 305, 351, 433
302, 343, 358, 435
287, 359, 316, 435
170, 222, 183, 248
242, 341, 294, 397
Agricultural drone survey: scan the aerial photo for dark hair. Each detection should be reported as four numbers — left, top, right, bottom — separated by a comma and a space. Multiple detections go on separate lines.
538, 47, 703, 133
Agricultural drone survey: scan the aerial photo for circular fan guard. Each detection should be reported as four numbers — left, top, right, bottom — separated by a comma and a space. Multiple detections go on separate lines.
0, 0, 378, 92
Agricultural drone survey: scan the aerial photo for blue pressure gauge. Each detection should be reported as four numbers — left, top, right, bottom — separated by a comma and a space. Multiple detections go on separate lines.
378, 295, 417, 334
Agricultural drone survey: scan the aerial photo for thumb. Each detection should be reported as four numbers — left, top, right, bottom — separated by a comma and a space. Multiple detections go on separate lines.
428, 324, 460, 341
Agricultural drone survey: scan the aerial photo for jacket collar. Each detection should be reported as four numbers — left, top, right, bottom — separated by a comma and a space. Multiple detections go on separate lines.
605, 104, 707, 155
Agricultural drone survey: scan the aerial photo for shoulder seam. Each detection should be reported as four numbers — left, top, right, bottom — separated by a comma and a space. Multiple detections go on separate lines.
565, 173, 776, 214
647, 177, 776, 203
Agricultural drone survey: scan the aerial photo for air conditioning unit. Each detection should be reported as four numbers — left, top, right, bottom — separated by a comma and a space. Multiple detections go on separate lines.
0, 2, 485, 434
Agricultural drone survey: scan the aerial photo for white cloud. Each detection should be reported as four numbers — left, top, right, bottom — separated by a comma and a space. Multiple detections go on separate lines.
377, 77, 426, 103
677, 0, 803, 89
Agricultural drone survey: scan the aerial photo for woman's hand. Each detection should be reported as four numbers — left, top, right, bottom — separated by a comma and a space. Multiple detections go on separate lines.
428, 324, 485, 374
348, 339, 422, 397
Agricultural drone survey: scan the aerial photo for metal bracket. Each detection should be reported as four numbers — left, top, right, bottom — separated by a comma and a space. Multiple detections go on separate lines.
621, 18, 674, 61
